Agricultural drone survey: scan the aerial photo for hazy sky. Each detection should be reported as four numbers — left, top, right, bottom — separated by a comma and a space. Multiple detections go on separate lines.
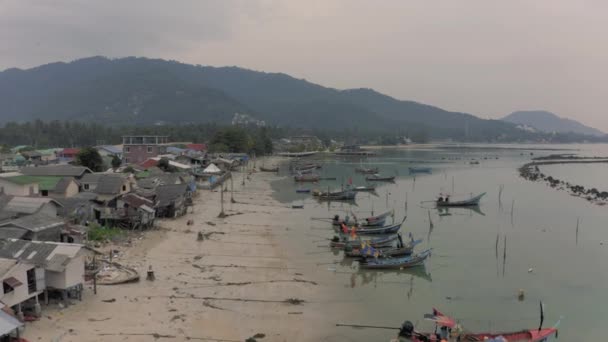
1, 0, 607, 130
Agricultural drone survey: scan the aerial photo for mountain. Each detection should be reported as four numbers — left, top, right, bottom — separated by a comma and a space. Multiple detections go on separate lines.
502, 111, 605, 137
0, 56, 531, 141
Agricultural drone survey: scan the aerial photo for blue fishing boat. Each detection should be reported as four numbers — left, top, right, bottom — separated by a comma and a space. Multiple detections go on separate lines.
359, 249, 432, 269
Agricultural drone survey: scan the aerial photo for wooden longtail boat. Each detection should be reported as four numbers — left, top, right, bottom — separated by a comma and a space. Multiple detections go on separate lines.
355, 167, 379, 174
436, 192, 486, 207
366, 174, 396, 182
359, 249, 431, 269
318, 190, 357, 201
330, 234, 398, 249
408, 166, 432, 174
345, 238, 422, 258
332, 209, 394, 227
296, 189, 311, 193
396, 308, 559, 342
260, 166, 278, 172
352, 185, 377, 192
347, 220, 403, 235
294, 174, 320, 182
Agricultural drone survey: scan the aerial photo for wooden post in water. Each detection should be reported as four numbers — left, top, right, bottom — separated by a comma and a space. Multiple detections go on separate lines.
576, 217, 580, 245
428, 210, 434, 229
452, 176, 455, 193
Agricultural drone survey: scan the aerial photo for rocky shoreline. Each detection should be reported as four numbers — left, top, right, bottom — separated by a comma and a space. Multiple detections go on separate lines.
519, 159, 608, 205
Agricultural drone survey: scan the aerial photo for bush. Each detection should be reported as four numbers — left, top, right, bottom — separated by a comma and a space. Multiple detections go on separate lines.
88, 224, 124, 242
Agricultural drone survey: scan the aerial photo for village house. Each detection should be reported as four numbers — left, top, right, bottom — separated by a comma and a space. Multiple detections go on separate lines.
0, 212, 65, 241
0, 154, 19, 173
95, 145, 122, 159
0, 239, 85, 306
80, 173, 132, 201
122, 135, 169, 164
0, 256, 43, 321
19, 151, 42, 164
51, 192, 97, 225
154, 184, 191, 218
1, 196, 62, 219
0, 174, 79, 198
56, 148, 80, 163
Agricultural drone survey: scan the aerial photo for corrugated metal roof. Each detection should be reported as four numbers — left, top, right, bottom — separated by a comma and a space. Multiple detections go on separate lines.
21, 165, 92, 177
95, 175, 128, 195
52, 177, 75, 193
0, 212, 64, 232
155, 184, 187, 207
0, 309, 22, 336
0, 258, 17, 276
4, 197, 62, 215
0, 227, 28, 240
0, 239, 82, 271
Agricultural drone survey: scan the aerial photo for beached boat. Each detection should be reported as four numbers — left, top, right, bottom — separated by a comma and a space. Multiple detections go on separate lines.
293, 167, 316, 174
409, 166, 432, 174
359, 249, 431, 269
355, 166, 379, 174
330, 234, 398, 249
260, 166, 279, 172
345, 238, 422, 258
294, 174, 320, 182
318, 190, 357, 201
395, 308, 559, 342
436, 192, 486, 207
295, 189, 311, 193
365, 174, 396, 182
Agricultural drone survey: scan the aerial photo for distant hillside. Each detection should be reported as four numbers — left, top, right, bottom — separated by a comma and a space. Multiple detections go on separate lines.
502, 111, 605, 137
0, 56, 535, 141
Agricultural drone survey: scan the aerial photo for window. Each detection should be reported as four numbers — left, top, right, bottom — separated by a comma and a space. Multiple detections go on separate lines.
122, 185, 127, 191
124, 158, 129, 163
125, 147, 130, 153
41, 190, 49, 196
147, 146, 153, 153
84, 184, 90, 190
26, 268, 36, 294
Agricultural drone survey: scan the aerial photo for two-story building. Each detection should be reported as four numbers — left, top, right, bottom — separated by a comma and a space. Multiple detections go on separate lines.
122, 136, 168, 164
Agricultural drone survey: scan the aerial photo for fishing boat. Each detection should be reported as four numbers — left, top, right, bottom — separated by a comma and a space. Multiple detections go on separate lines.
340, 219, 404, 235
293, 167, 316, 174
365, 174, 396, 182
409, 166, 432, 174
436, 192, 486, 207
332, 209, 394, 227
351, 185, 377, 192
330, 234, 398, 249
395, 308, 559, 342
295, 189, 311, 193
345, 237, 422, 258
359, 249, 431, 269
294, 174, 320, 182
291, 204, 304, 209
318, 190, 357, 201
260, 166, 279, 172
355, 166, 379, 174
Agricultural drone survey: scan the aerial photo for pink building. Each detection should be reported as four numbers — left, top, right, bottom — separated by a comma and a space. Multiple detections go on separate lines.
122, 136, 168, 164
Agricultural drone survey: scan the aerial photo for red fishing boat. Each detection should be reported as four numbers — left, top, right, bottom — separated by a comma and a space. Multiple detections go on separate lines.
395, 307, 559, 342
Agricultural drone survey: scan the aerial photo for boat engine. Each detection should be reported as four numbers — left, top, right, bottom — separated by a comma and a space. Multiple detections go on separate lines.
398, 320, 414, 338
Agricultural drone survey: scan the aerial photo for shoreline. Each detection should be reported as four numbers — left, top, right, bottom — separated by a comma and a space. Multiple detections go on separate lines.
22, 157, 334, 342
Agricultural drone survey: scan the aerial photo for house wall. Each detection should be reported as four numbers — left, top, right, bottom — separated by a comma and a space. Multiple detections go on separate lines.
123, 145, 167, 164
45, 254, 84, 289
0, 179, 39, 196
64, 180, 79, 198
0, 263, 39, 308
39, 203, 59, 217
30, 225, 62, 242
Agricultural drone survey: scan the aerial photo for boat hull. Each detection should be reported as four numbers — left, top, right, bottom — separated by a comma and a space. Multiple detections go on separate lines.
359, 249, 431, 269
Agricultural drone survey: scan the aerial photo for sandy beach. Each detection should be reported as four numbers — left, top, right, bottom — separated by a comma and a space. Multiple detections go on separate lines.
22, 161, 337, 342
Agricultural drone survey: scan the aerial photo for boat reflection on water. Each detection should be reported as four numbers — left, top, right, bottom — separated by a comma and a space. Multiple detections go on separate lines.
349, 267, 432, 292
437, 205, 485, 217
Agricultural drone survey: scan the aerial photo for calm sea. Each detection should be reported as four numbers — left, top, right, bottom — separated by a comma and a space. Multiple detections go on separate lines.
270, 144, 608, 341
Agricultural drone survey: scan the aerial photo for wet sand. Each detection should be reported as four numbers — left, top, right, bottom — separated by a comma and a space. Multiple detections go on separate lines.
23, 162, 336, 342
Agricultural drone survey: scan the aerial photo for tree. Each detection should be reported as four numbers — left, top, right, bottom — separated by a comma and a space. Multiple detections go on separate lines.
76, 147, 104, 172
111, 155, 122, 170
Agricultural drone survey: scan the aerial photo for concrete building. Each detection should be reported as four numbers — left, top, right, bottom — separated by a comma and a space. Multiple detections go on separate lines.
122, 136, 169, 164
0, 257, 44, 319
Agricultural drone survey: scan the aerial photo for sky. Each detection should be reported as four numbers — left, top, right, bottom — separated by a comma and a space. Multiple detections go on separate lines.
1, 0, 607, 131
